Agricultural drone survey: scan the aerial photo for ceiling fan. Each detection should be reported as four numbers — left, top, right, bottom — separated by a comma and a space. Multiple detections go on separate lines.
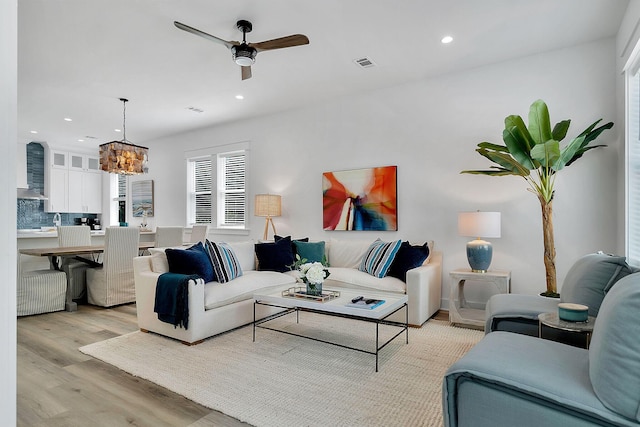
174, 19, 309, 80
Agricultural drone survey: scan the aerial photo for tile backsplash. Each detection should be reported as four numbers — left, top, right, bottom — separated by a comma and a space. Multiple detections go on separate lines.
17, 143, 97, 229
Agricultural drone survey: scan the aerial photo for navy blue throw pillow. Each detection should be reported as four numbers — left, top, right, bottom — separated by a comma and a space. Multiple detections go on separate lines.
165, 242, 216, 283
274, 235, 309, 256
387, 241, 430, 282
255, 236, 295, 272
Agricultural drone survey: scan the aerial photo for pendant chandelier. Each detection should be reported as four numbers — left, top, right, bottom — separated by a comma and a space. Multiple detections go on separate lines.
99, 98, 149, 175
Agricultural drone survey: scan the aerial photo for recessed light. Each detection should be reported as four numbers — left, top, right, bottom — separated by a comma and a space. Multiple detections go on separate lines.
441, 36, 453, 44
235, 95, 244, 100
64, 117, 73, 122
78, 139, 84, 142
114, 128, 121, 132
30, 130, 38, 134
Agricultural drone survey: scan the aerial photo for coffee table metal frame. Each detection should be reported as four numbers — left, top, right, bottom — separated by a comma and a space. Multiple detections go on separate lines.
253, 290, 408, 372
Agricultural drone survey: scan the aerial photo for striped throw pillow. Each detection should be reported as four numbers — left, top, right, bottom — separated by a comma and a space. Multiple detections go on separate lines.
204, 240, 243, 283
359, 238, 402, 278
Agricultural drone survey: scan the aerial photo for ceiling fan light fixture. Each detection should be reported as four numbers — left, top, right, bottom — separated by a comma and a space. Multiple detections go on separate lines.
232, 44, 257, 66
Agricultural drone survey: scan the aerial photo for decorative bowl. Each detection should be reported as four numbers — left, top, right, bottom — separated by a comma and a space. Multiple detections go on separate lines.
558, 302, 589, 322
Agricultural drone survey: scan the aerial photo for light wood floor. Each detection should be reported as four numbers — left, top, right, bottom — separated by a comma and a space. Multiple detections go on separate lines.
18, 304, 451, 426
17, 303, 249, 427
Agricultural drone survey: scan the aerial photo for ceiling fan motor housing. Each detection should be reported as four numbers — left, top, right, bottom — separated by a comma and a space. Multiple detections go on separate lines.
232, 44, 257, 66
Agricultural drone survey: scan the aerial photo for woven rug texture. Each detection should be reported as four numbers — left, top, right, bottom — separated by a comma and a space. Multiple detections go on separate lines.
80, 313, 483, 427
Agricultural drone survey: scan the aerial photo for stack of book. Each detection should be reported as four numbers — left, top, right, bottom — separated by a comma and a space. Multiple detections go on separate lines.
346, 297, 385, 309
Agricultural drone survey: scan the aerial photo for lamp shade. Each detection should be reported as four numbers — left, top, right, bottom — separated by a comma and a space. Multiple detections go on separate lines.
458, 212, 501, 238
254, 194, 281, 217
458, 211, 501, 273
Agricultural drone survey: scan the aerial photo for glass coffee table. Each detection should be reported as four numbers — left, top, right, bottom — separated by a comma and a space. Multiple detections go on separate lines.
253, 287, 408, 372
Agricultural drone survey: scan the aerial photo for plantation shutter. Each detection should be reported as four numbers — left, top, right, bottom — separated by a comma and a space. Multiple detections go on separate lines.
628, 71, 640, 266
218, 152, 246, 227
194, 158, 212, 224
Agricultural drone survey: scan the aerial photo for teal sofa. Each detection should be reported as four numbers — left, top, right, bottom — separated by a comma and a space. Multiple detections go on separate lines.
442, 272, 640, 426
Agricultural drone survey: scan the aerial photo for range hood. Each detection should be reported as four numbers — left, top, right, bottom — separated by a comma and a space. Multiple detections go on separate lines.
17, 143, 47, 200
17, 187, 48, 200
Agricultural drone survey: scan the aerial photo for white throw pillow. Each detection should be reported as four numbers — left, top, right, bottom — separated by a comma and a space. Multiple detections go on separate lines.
226, 240, 256, 271
149, 246, 187, 273
149, 248, 169, 273
328, 238, 375, 268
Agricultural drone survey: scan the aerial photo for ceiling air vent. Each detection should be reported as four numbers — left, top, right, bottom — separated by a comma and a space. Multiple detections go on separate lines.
186, 106, 204, 113
354, 57, 376, 69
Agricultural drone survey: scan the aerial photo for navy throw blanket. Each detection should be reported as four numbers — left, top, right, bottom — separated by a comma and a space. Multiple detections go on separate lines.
154, 273, 201, 329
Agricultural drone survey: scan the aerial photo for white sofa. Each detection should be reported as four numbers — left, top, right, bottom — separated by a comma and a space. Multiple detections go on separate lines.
133, 239, 442, 344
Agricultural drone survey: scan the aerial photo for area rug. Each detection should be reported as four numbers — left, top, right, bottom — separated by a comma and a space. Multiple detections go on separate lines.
80, 314, 483, 427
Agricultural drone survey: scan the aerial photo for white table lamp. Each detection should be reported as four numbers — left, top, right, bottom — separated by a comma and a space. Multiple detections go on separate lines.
458, 211, 501, 272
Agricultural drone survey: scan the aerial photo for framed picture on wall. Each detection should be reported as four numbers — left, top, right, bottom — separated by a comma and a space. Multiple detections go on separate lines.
132, 180, 154, 217
322, 165, 397, 231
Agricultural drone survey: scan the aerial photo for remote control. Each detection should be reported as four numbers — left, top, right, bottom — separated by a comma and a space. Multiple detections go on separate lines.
351, 296, 364, 303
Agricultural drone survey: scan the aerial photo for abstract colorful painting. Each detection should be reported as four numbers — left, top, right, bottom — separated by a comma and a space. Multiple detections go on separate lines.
322, 166, 397, 231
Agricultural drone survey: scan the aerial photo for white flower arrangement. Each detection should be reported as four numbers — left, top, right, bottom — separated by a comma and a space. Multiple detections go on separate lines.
299, 261, 330, 285
290, 254, 330, 290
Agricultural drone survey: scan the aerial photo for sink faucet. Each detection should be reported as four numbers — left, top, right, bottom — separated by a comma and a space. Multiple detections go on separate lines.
53, 212, 61, 227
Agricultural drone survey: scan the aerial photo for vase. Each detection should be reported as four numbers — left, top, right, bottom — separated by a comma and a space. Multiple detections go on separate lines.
306, 282, 323, 296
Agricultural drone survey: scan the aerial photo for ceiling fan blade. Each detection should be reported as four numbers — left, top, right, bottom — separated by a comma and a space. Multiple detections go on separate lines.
250, 34, 309, 52
174, 21, 239, 50
241, 66, 252, 80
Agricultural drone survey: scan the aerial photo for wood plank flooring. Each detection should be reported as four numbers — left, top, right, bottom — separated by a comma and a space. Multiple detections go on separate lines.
18, 304, 451, 426
17, 304, 248, 427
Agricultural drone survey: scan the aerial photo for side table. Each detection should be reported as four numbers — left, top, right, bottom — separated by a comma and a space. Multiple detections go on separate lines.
538, 312, 596, 349
449, 269, 511, 329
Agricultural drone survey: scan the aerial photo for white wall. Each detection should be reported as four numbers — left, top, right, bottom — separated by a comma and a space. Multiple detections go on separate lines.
1, 0, 18, 423
143, 38, 619, 307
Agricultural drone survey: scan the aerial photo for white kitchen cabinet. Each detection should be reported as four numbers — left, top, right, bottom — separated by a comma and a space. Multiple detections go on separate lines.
46, 148, 102, 213
50, 150, 68, 169
69, 153, 100, 173
47, 168, 68, 212
68, 169, 102, 213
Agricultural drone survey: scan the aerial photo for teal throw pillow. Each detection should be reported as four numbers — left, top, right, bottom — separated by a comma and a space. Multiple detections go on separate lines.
293, 241, 327, 265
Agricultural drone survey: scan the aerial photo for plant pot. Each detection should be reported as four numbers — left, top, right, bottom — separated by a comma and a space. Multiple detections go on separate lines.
539, 291, 560, 299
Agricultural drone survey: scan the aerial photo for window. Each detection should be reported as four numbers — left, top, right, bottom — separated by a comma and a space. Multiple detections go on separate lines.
186, 143, 248, 231
217, 151, 246, 227
109, 173, 127, 226
627, 68, 640, 266
117, 174, 127, 223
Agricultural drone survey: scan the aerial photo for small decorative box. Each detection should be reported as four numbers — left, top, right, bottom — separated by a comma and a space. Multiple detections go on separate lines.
558, 302, 589, 322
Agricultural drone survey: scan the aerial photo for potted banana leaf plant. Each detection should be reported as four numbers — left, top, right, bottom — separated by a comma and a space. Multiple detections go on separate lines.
461, 100, 613, 297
